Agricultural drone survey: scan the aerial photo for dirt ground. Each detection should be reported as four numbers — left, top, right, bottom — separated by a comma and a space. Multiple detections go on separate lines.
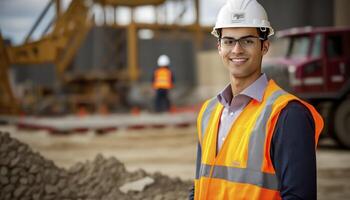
1, 124, 349, 199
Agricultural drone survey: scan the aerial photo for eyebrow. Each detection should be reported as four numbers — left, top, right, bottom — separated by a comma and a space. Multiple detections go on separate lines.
221, 35, 259, 40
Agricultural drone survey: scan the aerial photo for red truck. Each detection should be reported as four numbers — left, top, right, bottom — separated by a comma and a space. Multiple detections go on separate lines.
263, 26, 350, 148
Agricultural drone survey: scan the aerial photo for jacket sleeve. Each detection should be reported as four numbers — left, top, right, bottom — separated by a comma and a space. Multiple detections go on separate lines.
189, 142, 202, 200
271, 101, 316, 200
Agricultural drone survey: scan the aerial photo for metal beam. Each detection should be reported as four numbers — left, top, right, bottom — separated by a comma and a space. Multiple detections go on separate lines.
0, 34, 19, 114
127, 22, 139, 81
25, 0, 55, 43
55, 0, 61, 17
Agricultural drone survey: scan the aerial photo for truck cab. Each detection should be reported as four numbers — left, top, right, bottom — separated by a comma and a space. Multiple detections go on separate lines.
263, 26, 350, 148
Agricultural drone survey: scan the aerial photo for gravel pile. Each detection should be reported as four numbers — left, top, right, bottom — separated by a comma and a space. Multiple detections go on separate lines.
0, 131, 191, 200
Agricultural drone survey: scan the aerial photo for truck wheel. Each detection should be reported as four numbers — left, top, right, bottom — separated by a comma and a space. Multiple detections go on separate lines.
334, 99, 350, 149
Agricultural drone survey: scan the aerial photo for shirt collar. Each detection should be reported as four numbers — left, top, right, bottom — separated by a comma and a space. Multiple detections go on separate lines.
217, 73, 268, 105
217, 84, 233, 107
240, 73, 268, 102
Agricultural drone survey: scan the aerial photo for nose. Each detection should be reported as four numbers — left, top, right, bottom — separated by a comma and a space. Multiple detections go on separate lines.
231, 41, 244, 54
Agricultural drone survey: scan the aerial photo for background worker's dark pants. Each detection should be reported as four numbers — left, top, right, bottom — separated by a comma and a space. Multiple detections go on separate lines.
155, 89, 171, 112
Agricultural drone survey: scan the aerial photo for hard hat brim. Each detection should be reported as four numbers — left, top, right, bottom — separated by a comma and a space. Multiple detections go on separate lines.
211, 25, 274, 38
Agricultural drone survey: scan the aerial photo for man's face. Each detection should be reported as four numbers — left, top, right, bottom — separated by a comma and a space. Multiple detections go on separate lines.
218, 27, 269, 79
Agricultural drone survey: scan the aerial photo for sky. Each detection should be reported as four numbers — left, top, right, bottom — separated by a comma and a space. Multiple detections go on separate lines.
0, 0, 226, 45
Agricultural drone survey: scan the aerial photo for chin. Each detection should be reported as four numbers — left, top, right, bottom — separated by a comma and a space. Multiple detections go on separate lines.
229, 71, 246, 78
227, 66, 245, 76
229, 67, 254, 77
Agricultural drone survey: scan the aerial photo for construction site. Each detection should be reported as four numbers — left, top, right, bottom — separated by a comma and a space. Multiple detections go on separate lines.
1, 0, 350, 199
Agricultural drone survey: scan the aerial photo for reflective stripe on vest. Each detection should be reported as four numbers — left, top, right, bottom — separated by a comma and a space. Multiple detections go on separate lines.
199, 164, 279, 190
199, 89, 286, 190
200, 97, 218, 142
153, 68, 173, 89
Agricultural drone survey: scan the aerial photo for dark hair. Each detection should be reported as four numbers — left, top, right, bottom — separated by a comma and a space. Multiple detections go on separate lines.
257, 28, 269, 41
217, 29, 222, 40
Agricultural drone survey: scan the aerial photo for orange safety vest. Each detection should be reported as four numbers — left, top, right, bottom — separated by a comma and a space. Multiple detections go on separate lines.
153, 67, 173, 89
194, 80, 323, 200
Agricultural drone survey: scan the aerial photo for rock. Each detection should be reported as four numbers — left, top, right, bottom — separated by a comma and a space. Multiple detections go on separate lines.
8, 150, 16, 158
48, 171, 59, 185
120, 176, 155, 193
61, 188, 71, 197
4, 193, 12, 200
69, 162, 84, 174
19, 177, 28, 185
45, 185, 58, 194
0, 132, 191, 200
0, 166, 8, 176
8, 139, 19, 149
10, 176, 19, 184
35, 173, 42, 183
11, 167, 22, 175
17, 145, 27, 153
2, 184, 15, 193
0, 157, 10, 165
43, 194, 55, 200
10, 156, 21, 167
0, 144, 8, 152
32, 193, 41, 200
13, 185, 26, 197
29, 164, 40, 174
0, 176, 9, 185
154, 194, 163, 200
57, 179, 67, 189
28, 174, 35, 185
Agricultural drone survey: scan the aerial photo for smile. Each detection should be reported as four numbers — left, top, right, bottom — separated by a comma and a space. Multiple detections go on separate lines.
229, 58, 248, 64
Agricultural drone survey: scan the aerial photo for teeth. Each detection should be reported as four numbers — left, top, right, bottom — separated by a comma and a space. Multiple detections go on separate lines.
231, 58, 246, 61
230, 58, 247, 62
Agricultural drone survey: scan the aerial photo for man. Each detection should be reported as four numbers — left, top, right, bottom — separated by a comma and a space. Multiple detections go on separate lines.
190, 0, 324, 199
152, 54, 174, 112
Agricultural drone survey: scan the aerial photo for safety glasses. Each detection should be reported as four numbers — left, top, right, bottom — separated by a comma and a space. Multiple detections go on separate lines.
219, 35, 264, 49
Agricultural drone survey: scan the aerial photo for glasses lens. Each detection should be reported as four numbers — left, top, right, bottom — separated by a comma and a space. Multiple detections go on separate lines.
220, 37, 261, 49
239, 37, 258, 48
221, 38, 235, 47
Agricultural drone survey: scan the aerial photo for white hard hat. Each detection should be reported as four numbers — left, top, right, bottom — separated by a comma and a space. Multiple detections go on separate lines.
157, 54, 170, 67
212, 0, 274, 38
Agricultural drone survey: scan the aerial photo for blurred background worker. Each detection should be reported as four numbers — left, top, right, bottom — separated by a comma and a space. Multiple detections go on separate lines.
152, 54, 175, 112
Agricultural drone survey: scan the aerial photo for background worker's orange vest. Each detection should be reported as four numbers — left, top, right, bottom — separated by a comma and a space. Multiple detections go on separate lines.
153, 67, 173, 89
194, 80, 324, 200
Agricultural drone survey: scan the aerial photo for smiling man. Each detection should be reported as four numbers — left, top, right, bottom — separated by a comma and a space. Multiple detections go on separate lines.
189, 0, 324, 199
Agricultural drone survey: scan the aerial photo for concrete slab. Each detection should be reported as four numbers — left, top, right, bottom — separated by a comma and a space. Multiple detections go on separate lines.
0, 112, 197, 133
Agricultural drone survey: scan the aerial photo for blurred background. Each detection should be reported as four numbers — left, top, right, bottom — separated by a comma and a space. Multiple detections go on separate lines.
0, 0, 349, 199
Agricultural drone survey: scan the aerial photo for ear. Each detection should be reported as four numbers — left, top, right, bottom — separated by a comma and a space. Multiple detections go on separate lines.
217, 41, 222, 54
262, 40, 270, 55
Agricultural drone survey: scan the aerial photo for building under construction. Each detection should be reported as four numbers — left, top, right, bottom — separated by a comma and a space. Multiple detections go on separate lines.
0, 0, 214, 115
1, 0, 350, 116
